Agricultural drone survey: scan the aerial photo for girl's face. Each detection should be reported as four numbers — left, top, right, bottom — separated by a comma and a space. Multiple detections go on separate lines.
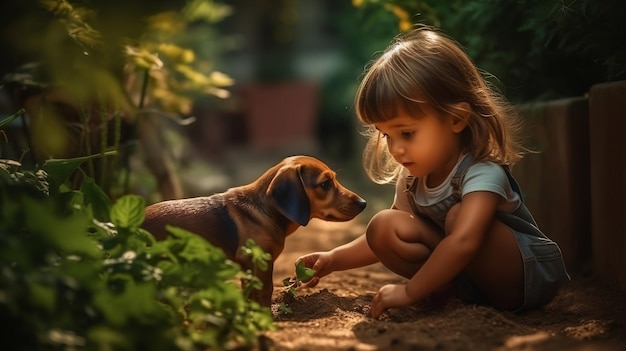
375, 107, 466, 187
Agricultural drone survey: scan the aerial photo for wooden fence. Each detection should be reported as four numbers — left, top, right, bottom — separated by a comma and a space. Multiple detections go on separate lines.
513, 81, 626, 291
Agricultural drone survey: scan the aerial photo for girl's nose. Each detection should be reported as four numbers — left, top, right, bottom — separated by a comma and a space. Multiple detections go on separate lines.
388, 139, 405, 157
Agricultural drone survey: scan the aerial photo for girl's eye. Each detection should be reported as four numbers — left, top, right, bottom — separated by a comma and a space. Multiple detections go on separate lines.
319, 180, 332, 191
401, 131, 414, 139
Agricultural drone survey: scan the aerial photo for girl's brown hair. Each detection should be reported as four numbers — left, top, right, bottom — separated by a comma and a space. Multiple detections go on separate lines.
355, 25, 525, 184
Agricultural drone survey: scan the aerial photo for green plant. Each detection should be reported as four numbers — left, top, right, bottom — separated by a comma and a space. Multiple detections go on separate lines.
278, 261, 315, 315
282, 261, 315, 296
360, 0, 626, 103
0, 151, 275, 350
239, 239, 272, 298
2, 0, 236, 200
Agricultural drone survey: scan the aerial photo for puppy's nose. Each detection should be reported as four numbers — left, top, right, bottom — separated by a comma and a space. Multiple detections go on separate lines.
355, 197, 367, 211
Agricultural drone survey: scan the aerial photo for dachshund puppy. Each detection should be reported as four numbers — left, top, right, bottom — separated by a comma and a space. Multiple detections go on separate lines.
142, 155, 366, 305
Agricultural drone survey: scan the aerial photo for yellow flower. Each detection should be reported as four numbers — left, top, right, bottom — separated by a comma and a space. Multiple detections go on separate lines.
399, 19, 412, 32
146, 11, 184, 33
157, 43, 195, 64
208, 71, 234, 87
388, 4, 409, 21
124, 46, 163, 70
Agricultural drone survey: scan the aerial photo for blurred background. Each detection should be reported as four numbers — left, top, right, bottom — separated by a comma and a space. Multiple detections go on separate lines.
0, 0, 624, 214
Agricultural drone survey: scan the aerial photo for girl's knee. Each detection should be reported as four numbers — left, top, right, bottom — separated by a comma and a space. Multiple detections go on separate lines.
366, 209, 441, 279
365, 209, 396, 249
366, 209, 440, 250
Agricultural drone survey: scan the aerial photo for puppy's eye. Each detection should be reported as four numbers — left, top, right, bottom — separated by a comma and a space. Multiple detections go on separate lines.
319, 180, 332, 191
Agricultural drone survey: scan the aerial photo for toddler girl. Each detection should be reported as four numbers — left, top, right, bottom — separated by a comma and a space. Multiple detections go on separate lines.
297, 26, 570, 318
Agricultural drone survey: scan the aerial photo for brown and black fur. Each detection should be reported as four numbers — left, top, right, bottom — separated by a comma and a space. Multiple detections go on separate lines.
142, 155, 366, 305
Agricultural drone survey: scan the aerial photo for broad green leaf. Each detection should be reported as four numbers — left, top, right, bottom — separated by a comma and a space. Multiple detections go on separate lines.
110, 195, 145, 229
295, 261, 315, 282
93, 277, 163, 327
23, 197, 100, 258
241, 239, 271, 272
135, 228, 156, 247
81, 175, 112, 222
42, 151, 117, 191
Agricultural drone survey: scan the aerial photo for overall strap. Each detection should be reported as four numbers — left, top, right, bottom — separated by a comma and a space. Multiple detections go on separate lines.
404, 154, 473, 215
404, 174, 420, 215
503, 165, 523, 202
404, 155, 531, 232
450, 155, 475, 198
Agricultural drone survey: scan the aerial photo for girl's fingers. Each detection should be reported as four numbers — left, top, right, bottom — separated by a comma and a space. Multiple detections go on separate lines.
371, 300, 384, 318
303, 276, 320, 288
371, 291, 385, 318
297, 253, 321, 269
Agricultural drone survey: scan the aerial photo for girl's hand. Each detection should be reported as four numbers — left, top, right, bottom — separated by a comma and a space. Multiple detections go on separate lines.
371, 284, 415, 318
295, 251, 334, 287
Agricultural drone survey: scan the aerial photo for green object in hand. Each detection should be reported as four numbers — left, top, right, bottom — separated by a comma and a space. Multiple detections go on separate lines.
295, 261, 315, 282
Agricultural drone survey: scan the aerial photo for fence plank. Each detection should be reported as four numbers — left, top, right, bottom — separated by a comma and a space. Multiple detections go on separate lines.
589, 81, 626, 291
514, 97, 591, 276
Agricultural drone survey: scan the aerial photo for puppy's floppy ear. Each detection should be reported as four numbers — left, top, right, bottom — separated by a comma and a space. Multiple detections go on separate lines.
267, 164, 310, 226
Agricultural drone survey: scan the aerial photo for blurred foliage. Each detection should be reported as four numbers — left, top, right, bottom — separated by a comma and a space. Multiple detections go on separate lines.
0, 135, 275, 350
254, 0, 300, 81
317, 1, 409, 159
353, 0, 626, 103
124, 0, 235, 114
0, 10, 272, 348
316, 0, 626, 162
0, 0, 236, 198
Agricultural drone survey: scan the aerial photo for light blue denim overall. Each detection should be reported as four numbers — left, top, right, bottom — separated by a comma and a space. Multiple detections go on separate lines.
404, 156, 570, 310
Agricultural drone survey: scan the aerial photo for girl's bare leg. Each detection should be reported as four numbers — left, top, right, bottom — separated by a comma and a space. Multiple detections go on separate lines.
366, 209, 443, 279
445, 204, 525, 310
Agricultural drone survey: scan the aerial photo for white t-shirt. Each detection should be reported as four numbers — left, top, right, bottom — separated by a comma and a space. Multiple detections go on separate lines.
392, 156, 522, 217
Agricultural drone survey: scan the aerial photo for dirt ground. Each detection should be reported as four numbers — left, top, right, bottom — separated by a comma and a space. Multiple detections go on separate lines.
260, 220, 626, 351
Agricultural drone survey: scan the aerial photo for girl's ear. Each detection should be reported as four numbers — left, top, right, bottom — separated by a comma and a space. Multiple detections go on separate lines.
450, 101, 471, 133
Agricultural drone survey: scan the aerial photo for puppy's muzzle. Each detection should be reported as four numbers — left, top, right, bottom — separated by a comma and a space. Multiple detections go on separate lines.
344, 197, 367, 217
324, 195, 366, 221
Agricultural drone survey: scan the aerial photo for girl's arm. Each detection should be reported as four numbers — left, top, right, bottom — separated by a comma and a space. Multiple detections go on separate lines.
328, 234, 380, 270
297, 233, 379, 286
371, 191, 500, 317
